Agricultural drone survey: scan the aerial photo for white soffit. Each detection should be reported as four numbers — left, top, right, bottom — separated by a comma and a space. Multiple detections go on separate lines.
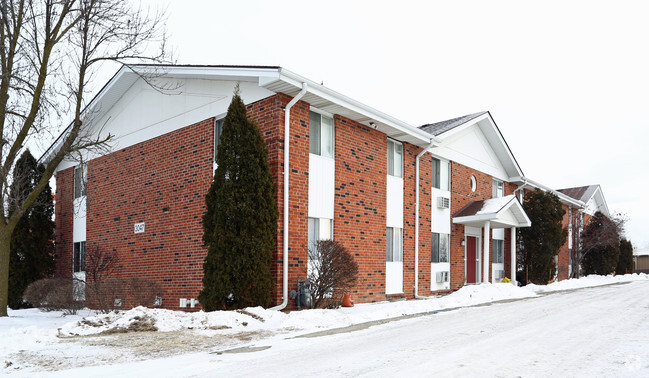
262, 68, 435, 148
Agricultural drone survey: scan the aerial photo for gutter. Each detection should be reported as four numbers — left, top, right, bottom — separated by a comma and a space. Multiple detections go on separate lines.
270, 82, 308, 311
414, 139, 440, 299
511, 176, 585, 209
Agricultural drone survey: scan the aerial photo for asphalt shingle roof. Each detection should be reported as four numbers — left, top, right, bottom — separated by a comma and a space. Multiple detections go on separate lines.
556, 185, 599, 203
419, 111, 488, 136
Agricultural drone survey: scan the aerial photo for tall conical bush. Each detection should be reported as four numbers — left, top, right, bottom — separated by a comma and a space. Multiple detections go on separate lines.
199, 87, 278, 310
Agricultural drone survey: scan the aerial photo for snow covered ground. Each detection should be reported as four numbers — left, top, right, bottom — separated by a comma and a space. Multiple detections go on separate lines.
2, 274, 648, 377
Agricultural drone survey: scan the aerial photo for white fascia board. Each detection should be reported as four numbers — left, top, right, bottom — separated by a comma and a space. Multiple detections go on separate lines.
498, 200, 532, 227
591, 186, 610, 217
436, 113, 491, 139
134, 65, 280, 82
438, 112, 523, 178
278, 68, 438, 147
510, 176, 585, 208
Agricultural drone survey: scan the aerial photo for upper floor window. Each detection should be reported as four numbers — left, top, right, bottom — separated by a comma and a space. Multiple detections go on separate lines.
74, 164, 86, 199
310, 111, 334, 158
432, 158, 450, 191
386, 227, 403, 262
214, 118, 225, 161
492, 179, 504, 198
387, 139, 403, 177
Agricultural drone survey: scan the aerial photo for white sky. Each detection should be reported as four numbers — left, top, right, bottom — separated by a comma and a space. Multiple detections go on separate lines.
124, 0, 648, 247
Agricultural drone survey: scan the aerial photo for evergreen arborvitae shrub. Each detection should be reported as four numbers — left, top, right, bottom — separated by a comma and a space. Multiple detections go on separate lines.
581, 211, 620, 275
518, 188, 567, 284
199, 88, 278, 311
617, 238, 634, 275
8, 151, 55, 309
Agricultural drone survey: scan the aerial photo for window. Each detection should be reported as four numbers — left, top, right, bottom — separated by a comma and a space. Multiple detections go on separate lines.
310, 111, 334, 158
214, 118, 224, 161
431, 232, 450, 263
73, 241, 86, 273
386, 227, 403, 262
74, 165, 86, 199
492, 239, 504, 263
432, 158, 440, 189
492, 179, 504, 198
432, 158, 450, 190
308, 217, 333, 248
387, 139, 403, 177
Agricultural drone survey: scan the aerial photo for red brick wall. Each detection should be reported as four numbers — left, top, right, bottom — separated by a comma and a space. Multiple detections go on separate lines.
247, 93, 310, 309
334, 115, 387, 303
54, 168, 74, 279
556, 204, 574, 280
84, 118, 214, 310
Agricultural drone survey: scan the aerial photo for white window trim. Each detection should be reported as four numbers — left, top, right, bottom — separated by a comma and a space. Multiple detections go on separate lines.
74, 164, 87, 199
387, 138, 403, 178
309, 111, 335, 158
386, 227, 403, 262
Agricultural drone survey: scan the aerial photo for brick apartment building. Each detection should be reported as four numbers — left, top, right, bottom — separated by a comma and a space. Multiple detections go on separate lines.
46, 65, 609, 311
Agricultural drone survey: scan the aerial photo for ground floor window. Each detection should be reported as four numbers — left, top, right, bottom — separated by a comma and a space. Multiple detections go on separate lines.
73, 241, 86, 273
308, 217, 333, 247
386, 227, 403, 262
431, 232, 450, 263
492, 239, 504, 263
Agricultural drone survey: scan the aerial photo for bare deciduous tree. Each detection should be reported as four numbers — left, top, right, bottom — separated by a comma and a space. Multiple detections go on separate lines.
570, 211, 625, 278
306, 240, 359, 309
0, 0, 169, 316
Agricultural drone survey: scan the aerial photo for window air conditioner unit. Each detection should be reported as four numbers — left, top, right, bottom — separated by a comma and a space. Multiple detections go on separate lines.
495, 270, 505, 280
437, 197, 450, 209
436, 271, 450, 283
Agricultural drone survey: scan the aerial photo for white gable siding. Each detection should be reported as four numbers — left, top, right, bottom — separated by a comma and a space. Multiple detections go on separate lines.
432, 125, 509, 181
57, 78, 275, 171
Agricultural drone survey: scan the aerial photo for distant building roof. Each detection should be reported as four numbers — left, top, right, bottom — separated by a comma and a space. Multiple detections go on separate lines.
419, 111, 487, 136
557, 185, 599, 203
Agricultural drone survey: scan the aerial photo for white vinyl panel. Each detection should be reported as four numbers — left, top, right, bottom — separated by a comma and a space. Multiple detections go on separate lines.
492, 228, 505, 240
431, 262, 451, 291
308, 154, 335, 219
73, 196, 86, 243
385, 262, 403, 294
431, 187, 451, 234
386, 175, 404, 228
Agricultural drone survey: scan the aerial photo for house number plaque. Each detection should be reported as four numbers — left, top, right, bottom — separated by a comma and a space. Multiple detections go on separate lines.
134, 222, 145, 234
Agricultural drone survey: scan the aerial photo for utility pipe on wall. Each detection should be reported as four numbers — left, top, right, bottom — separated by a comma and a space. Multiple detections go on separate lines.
270, 83, 308, 311
414, 139, 438, 299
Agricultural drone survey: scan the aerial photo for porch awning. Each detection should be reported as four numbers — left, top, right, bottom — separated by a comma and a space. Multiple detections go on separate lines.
452, 195, 531, 228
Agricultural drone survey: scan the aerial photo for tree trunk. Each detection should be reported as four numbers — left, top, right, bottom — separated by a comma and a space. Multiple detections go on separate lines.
0, 229, 11, 316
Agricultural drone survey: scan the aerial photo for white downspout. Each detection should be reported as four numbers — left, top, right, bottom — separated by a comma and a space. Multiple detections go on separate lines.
414, 140, 437, 299
270, 83, 308, 311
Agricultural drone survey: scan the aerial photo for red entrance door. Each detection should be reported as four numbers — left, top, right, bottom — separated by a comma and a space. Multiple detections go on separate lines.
466, 236, 478, 283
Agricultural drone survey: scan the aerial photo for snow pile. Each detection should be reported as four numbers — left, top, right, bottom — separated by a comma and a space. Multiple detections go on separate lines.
57, 282, 539, 337
9, 273, 649, 341
526, 272, 649, 293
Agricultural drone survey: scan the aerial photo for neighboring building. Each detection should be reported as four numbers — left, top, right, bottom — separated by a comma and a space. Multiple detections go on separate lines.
556, 185, 610, 279
45, 65, 609, 311
634, 248, 649, 274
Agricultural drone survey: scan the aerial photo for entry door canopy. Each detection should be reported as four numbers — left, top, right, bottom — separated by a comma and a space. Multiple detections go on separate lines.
452, 195, 531, 229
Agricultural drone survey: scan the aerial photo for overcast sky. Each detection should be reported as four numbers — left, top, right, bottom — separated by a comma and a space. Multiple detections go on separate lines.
122, 0, 648, 248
